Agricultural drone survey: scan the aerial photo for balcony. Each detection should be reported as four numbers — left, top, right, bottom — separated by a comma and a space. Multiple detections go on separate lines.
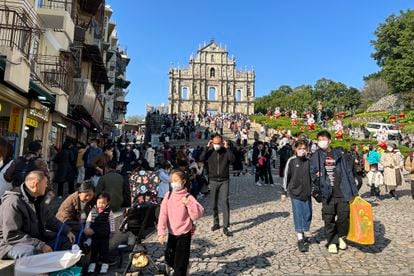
37, 0, 75, 43
78, 0, 104, 15
30, 52, 74, 96
71, 78, 98, 116
0, 7, 40, 59
0, 7, 41, 92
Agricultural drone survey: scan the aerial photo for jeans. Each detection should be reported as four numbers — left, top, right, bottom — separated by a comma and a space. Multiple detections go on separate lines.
210, 179, 230, 228
322, 197, 350, 246
291, 198, 312, 233
165, 232, 191, 276
77, 166, 85, 184
7, 244, 36, 259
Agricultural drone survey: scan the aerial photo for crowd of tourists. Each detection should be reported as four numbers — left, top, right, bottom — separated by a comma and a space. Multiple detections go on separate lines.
0, 112, 413, 275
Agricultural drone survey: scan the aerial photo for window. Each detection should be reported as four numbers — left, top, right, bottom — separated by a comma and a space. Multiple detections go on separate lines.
181, 87, 189, 99
210, 68, 215, 78
236, 89, 242, 101
211, 54, 215, 62
208, 87, 216, 100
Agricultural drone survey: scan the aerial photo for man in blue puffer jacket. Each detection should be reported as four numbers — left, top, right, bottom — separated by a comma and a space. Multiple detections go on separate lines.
310, 130, 358, 255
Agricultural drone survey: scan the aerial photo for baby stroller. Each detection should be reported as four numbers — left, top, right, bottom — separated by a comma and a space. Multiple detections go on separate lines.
119, 170, 166, 275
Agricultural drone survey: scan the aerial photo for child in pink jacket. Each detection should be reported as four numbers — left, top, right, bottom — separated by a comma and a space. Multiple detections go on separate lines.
157, 170, 204, 276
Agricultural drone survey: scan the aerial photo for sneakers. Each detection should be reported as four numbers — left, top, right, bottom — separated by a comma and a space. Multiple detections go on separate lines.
328, 244, 338, 254
223, 228, 233, 237
297, 239, 307, 252
87, 263, 96, 273
211, 224, 220, 231
338, 237, 347, 250
100, 263, 109, 274
84, 238, 92, 247
255, 181, 262, 186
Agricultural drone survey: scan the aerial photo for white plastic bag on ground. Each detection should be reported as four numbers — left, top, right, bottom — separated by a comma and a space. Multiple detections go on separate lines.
15, 246, 82, 276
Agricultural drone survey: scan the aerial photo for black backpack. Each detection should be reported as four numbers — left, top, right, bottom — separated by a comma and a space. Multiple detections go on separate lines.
12, 156, 39, 187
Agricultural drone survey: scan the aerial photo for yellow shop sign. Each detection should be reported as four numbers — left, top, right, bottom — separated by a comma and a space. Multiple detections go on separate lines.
26, 117, 39, 128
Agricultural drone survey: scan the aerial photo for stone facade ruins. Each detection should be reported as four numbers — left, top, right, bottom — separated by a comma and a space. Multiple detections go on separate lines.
168, 40, 255, 115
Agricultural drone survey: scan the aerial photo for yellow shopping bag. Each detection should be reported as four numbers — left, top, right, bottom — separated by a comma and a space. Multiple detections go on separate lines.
347, 196, 375, 245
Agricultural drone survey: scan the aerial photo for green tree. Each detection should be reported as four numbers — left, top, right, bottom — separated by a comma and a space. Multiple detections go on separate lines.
371, 9, 414, 93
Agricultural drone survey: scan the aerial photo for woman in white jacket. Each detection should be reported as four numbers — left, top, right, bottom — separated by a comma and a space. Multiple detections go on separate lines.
157, 162, 172, 202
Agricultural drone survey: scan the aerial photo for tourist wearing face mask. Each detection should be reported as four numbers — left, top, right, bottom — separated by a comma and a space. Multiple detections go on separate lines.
199, 134, 235, 236
310, 130, 358, 255
380, 145, 405, 200
157, 170, 204, 276
281, 140, 313, 252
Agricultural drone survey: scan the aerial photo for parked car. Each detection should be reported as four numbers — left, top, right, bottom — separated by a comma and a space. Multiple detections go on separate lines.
366, 122, 402, 140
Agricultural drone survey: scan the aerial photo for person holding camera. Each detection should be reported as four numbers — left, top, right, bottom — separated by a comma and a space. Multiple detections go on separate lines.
310, 131, 358, 254
199, 134, 235, 237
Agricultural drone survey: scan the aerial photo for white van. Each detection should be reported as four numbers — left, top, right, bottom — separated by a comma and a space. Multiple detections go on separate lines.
366, 122, 401, 140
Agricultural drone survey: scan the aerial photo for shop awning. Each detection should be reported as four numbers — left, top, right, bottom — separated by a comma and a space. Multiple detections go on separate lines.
29, 81, 56, 105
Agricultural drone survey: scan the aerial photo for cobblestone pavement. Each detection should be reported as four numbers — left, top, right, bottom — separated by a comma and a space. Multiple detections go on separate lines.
112, 169, 414, 276
109, 126, 414, 275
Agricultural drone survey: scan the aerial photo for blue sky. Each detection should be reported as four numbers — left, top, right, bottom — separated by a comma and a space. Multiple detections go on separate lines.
107, 0, 412, 116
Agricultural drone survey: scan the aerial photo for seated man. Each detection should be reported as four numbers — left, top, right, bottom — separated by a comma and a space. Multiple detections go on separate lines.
56, 181, 95, 231
0, 171, 76, 259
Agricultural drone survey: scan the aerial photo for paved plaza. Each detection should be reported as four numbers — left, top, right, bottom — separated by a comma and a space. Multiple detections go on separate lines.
113, 170, 413, 276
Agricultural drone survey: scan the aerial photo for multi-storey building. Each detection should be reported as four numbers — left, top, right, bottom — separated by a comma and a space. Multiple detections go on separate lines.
169, 40, 255, 115
0, 0, 130, 157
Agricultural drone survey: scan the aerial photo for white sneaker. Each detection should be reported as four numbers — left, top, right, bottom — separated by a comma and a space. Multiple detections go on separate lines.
87, 263, 96, 273
328, 244, 338, 254
339, 237, 347, 250
100, 263, 109, 273
255, 182, 262, 186
84, 238, 92, 247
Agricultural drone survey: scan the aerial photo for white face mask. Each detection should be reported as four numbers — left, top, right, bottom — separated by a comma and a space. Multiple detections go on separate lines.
318, 140, 329, 150
171, 182, 183, 191
297, 149, 307, 157
213, 144, 221, 151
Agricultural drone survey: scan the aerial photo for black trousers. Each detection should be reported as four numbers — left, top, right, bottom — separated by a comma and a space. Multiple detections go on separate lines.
263, 164, 274, 184
322, 197, 350, 246
411, 180, 414, 199
90, 236, 109, 263
57, 180, 74, 197
165, 232, 191, 276
210, 179, 230, 228
255, 165, 264, 183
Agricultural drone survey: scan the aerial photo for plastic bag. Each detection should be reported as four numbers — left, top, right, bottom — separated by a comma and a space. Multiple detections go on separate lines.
347, 196, 375, 245
14, 246, 82, 276
49, 266, 82, 276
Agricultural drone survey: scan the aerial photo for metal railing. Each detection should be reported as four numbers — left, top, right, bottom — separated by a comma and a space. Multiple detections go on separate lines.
38, 0, 73, 13
0, 7, 40, 59
31, 53, 74, 95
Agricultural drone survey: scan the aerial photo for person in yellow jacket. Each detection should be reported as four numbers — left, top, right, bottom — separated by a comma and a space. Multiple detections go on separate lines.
76, 143, 87, 186
404, 150, 414, 200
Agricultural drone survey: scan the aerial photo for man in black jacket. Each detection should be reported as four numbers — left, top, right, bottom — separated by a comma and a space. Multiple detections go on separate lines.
200, 134, 235, 236
281, 140, 312, 252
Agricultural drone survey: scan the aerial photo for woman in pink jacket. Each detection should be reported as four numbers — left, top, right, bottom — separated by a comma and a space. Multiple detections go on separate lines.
157, 170, 204, 276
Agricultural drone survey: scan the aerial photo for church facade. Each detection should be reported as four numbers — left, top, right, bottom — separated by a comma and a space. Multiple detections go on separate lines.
168, 40, 255, 115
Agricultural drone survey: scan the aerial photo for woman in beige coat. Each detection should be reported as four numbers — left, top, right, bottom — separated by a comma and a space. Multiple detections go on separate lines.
380, 145, 405, 200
